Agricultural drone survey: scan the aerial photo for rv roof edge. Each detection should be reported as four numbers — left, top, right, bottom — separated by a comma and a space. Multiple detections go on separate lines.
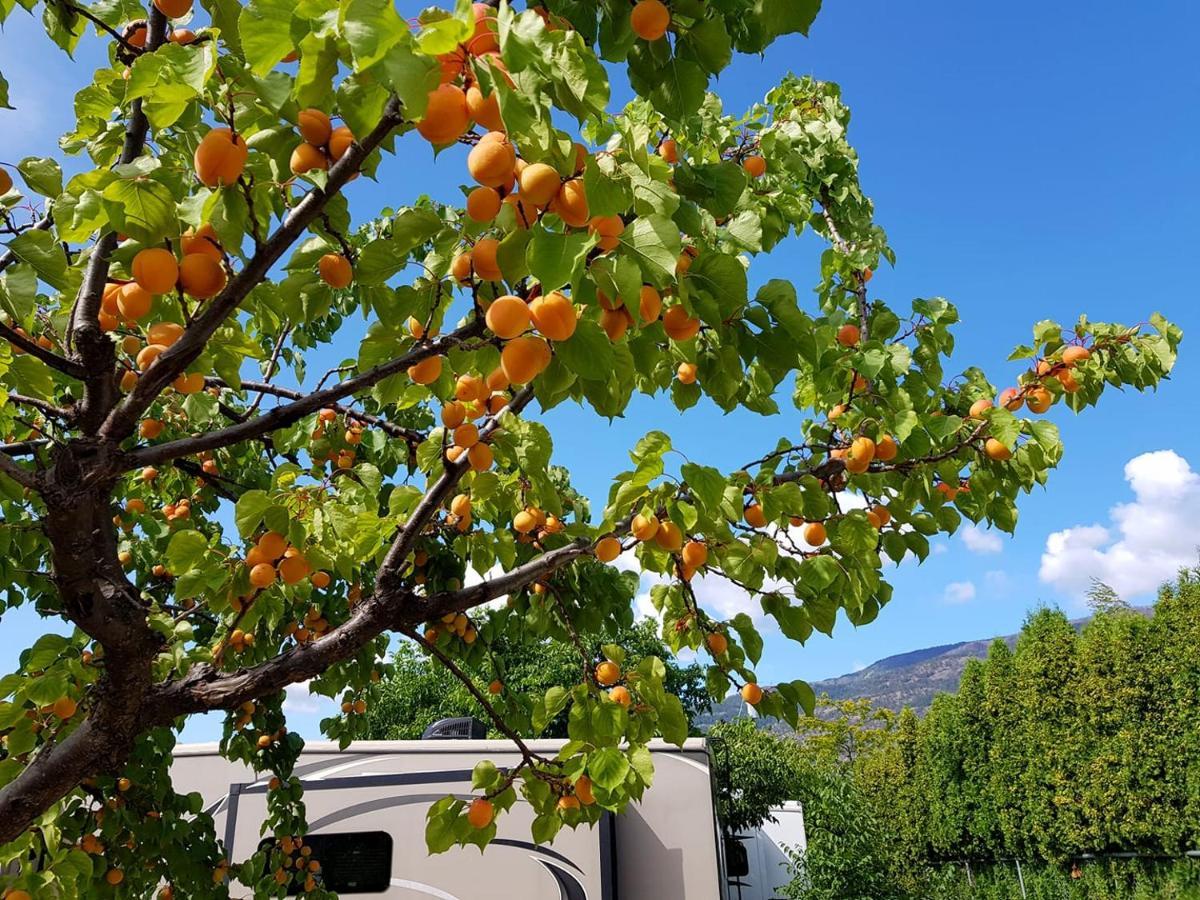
172, 737, 711, 756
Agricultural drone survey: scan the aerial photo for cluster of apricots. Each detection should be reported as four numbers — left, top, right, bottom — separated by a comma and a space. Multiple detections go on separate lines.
594, 660, 632, 707
310, 407, 367, 471
282, 602, 335, 646
288, 108, 356, 178
243, 531, 321, 590
620, 513, 708, 579
271, 837, 322, 891
511, 504, 565, 542
434, 368, 505, 471
340, 696, 368, 716
425, 610, 478, 646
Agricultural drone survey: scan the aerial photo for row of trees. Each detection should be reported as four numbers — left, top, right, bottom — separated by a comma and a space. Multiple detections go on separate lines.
719, 568, 1200, 899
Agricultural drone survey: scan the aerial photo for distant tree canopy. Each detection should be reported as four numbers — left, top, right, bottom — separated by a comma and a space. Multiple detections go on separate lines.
366, 616, 711, 740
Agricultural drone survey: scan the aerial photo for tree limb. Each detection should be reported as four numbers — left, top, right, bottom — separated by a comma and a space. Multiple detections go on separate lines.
100, 96, 407, 442
0, 320, 86, 379
120, 320, 480, 470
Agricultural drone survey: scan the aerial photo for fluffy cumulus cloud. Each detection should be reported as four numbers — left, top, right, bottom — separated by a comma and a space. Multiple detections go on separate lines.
1039, 450, 1200, 600
282, 680, 337, 716
961, 524, 1003, 555
942, 581, 977, 604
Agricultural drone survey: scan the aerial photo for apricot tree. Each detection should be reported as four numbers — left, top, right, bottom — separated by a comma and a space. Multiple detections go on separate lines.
0, 0, 1181, 894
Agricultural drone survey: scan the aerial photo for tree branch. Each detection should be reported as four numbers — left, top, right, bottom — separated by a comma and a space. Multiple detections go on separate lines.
100, 96, 407, 442
120, 321, 479, 470
206, 377, 424, 444
0, 320, 86, 379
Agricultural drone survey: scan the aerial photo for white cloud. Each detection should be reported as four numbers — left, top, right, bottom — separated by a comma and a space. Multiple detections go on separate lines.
282, 680, 336, 716
942, 581, 976, 604
984, 570, 1010, 593
1039, 450, 1200, 601
961, 524, 1003, 555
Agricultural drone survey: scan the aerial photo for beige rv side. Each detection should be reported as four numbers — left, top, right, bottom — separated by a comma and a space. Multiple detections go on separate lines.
172, 739, 728, 899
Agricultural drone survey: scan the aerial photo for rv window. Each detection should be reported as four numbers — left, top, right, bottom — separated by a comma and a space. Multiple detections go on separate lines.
259, 831, 393, 894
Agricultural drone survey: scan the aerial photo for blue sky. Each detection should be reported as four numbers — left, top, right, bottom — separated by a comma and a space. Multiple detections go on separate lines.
2, 2, 1199, 735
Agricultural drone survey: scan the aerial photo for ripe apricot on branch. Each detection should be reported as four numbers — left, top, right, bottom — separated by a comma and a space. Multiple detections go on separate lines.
742, 155, 767, 177
630, 0, 670, 41
194, 128, 248, 188
485, 294, 531, 339
298, 108, 332, 146
179, 253, 226, 299
467, 797, 494, 829
677, 362, 698, 384
631, 513, 659, 541
408, 355, 443, 385
467, 132, 517, 187
318, 253, 353, 289
549, 179, 589, 227
837, 323, 860, 347
466, 83, 504, 132
706, 632, 728, 655
153, 0, 192, 18
467, 443, 493, 472
999, 387, 1024, 411
182, 223, 223, 260
290, 142, 329, 176
0, 168, 12, 195
471, 238, 503, 281
969, 398, 994, 418
655, 521, 683, 551
117, 283, 153, 321
1062, 345, 1091, 367
662, 306, 701, 341
519, 163, 561, 207
682, 540, 707, 568
874, 434, 898, 461
741, 682, 763, 705
984, 438, 1012, 461
596, 660, 621, 686
329, 126, 354, 161
744, 503, 767, 528
466, 186, 502, 222
594, 536, 621, 562
1026, 386, 1052, 413
500, 336, 550, 384
529, 291, 577, 341
132, 248, 179, 294
802, 521, 827, 546
659, 138, 678, 163
417, 84, 470, 145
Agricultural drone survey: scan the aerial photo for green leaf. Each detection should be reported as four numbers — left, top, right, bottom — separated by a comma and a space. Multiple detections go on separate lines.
587, 746, 630, 790
16, 157, 62, 197
126, 42, 214, 128
0, 71, 12, 110
239, 0, 297, 76
101, 178, 176, 245
554, 318, 614, 382
340, 0, 407, 71
5, 230, 69, 291
234, 490, 272, 538
526, 227, 595, 292
165, 530, 209, 575
620, 215, 681, 284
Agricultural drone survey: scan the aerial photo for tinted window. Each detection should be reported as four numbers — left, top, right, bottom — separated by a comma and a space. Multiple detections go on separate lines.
260, 831, 392, 894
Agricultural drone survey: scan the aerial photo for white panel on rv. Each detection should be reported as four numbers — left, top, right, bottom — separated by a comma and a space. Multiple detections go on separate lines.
172, 739, 724, 900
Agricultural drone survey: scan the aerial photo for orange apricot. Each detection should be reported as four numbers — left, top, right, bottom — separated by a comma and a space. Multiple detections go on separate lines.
194, 128, 248, 188
742, 155, 767, 177
659, 138, 678, 163
290, 142, 329, 176
179, 253, 227, 299
117, 283, 153, 321
467, 442, 493, 471
518, 163, 561, 206
803, 521, 827, 546
500, 335, 551, 384
630, 0, 670, 40
548, 179, 589, 227
529, 290, 577, 341
485, 294, 531, 339
329, 126, 354, 161
471, 238, 503, 281
147, 321, 184, 347
181, 223, 223, 260
132, 248, 179, 294
600, 307, 632, 341
467, 133, 518, 187
741, 682, 763, 705
465, 83, 504, 131
837, 323, 860, 347
984, 438, 1012, 461
153, 0, 192, 17
638, 285, 662, 324
318, 253, 353, 289
466, 186, 502, 222
408, 355, 443, 385
467, 797, 494, 829
417, 84, 470, 145
298, 108, 332, 146
662, 306, 701, 341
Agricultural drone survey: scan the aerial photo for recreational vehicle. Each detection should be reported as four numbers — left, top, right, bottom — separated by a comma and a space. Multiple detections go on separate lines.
172, 727, 804, 899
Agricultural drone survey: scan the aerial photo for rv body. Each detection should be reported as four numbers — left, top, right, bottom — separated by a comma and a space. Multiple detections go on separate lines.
172, 738, 729, 899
